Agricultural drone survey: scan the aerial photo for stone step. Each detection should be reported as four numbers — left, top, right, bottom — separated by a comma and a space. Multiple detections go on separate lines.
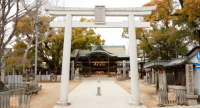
79, 75, 116, 80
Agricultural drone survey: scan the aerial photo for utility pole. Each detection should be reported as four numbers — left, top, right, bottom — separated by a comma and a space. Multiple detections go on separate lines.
34, 0, 38, 83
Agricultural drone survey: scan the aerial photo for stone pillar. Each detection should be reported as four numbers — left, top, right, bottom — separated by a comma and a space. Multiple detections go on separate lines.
146, 74, 148, 84
71, 61, 74, 80
29, 73, 35, 92
20, 73, 27, 89
123, 60, 126, 80
89, 59, 91, 77
144, 75, 146, 83
185, 64, 198, 105
57, 14, 72, 106
1, 57, 6, 83
148, 73, 151, 84
152, 69, 155, 84
155, 72, 158, 93
163, 70, 167, 92
73, 68, 80, 81
116, 68, 122, 81
39, 71, 41, 82
158, 71, 164, 91
12, 67, 15, 89
146, 75, 147, 83
128, 14, 142, 105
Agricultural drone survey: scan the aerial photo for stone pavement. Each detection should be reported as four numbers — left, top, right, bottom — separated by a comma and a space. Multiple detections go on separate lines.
54, 80, 146, 108
152, 106, 200, 108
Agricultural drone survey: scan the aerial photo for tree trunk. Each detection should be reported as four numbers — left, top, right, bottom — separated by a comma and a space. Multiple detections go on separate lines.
74, 49, 82, 66
22, 47, 31, 73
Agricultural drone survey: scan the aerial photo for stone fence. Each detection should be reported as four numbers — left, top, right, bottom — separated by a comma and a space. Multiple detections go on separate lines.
0, 75, 62, 84
36, 75, 61, 82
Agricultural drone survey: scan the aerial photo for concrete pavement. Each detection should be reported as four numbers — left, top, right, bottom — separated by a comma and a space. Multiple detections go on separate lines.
54, 80, 146, 108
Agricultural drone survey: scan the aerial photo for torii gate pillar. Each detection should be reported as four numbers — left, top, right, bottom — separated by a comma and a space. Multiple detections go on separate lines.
56, 14, 72, 106
44, 5, 156, 107
128, 14, 141, 105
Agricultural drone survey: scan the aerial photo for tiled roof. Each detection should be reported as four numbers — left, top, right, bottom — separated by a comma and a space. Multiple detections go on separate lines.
71, 45, 129, 58
144, 60, 170, 68
143, 57, 187, 68
163, 57, 187, 67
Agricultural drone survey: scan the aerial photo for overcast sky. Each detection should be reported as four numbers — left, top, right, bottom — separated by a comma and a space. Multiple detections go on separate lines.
52, 0, 151, 48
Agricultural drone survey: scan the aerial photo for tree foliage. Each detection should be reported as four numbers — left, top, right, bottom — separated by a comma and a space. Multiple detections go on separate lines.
71, 18, 105, 65
1, 0, 48, 74
6, 14, 54, 74
122, 0, 200, 61
10, 17, 105, 74
0, 0, 45, 57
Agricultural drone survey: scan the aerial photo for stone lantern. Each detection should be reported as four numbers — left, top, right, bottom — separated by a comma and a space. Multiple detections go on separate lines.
73, 68, 80, 81
116, 68, 122, 81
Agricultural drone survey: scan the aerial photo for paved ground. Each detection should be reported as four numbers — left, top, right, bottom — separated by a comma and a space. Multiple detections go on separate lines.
116, 80, 158, 108
54, 80, 146, 108
30, 81, 82, 108
115, 80, 200, 108
30, 80, 200, 108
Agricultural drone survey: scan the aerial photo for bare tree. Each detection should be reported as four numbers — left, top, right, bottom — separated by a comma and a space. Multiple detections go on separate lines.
19, 0, 54, 73
0, 0, 45, 57
0, 0, 51, 75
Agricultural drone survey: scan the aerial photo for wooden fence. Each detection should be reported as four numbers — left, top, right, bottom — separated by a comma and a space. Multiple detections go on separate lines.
0, 88, 26, 96
158, 91, 187, 107
0, 95, 30, 108
0, 88, 30, 108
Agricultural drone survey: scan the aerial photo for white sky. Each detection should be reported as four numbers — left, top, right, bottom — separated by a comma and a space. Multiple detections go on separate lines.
54, 0, 151, 48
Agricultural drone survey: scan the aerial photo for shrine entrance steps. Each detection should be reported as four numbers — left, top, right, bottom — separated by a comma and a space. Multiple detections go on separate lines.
80, 75, 116, 80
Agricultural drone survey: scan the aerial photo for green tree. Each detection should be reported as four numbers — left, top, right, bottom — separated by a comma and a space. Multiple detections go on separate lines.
7, 15, 54, 73
71, 18, 105, 65
122, 0, 199, 61
12, 17, 105, 74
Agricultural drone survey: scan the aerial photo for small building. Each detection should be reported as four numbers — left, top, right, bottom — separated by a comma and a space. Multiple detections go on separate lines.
26, 66, 47, 75
143, 46, 200, 106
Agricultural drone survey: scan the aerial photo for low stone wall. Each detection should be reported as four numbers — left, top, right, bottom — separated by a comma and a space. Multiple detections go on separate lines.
36, 75, 61, 82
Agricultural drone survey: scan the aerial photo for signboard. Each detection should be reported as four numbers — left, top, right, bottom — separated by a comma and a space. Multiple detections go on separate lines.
196, 52, 200, 71
195, 64, 200, 69
197, 52, 200, 60
10, 97, 19, 107
95, 5, 105, 25
168, 93, 176, 101
186, 64, 194, 95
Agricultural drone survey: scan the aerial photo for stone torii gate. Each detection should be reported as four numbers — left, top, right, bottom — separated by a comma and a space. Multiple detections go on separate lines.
44, 5, 156, 106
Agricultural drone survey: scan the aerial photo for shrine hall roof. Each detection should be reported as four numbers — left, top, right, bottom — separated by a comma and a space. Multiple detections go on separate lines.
70, 45, 129, 58
163, 57, 187, 67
